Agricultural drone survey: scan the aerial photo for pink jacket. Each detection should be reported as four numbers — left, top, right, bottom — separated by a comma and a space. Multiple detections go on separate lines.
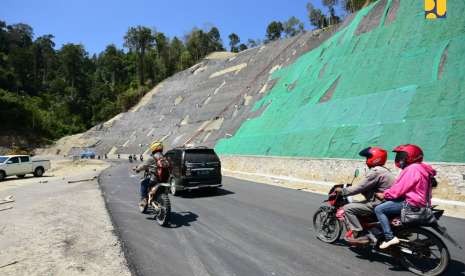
384, 163, 436, 207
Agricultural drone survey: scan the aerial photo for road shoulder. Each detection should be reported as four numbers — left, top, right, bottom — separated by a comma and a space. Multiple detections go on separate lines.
0, 160, 131, 276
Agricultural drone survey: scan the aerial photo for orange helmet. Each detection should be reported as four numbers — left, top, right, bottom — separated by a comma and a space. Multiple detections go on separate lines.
359, 147, 387, 168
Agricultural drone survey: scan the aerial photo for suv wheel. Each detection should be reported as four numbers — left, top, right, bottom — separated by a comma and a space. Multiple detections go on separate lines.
170, 177, 178, 196
0, 171, 5, 181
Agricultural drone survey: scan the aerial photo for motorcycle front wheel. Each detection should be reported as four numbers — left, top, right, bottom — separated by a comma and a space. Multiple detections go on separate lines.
313, 206, 342, 243
154, 193, 171, 227
397, 227, 450, 276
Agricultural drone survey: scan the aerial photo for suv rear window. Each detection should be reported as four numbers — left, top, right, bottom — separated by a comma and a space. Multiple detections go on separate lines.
184, 149, 219, 163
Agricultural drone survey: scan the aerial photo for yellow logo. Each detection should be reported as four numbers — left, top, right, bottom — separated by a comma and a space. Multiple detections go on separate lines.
425, 0, 447, 19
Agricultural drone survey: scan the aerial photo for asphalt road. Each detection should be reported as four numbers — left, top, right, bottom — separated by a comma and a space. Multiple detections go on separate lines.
99, 162, 465, 276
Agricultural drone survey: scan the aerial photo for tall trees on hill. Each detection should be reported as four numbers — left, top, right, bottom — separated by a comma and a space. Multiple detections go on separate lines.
0, 20, 228, 141
124, 26, 154, 85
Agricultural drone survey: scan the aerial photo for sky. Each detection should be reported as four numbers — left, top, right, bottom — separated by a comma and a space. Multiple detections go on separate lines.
1, 0, 335, 55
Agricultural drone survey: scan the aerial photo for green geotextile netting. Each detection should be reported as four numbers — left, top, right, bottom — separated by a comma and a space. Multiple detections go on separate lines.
216, 0, 465, 162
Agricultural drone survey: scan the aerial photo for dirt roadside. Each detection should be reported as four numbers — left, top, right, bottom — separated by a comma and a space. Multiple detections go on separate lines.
0, 159, 131, 276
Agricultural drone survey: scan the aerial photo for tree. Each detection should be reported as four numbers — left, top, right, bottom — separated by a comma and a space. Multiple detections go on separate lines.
7, 23, 33, 49
97, 44, 125, 89
185, 28, 207, 61
124, 26, 154, 85
323, 0, 341, 26
228, 33, 240, 53
307, 3, 328, 29
239, 44, 248, 52
283, 16, 305, 38
179, 50, 193, 69
266, 21, 284, 42
32, 34, 56, 87
58, 44, 87, 88
169, 36, 186, 72
343, 0, 375, 13
207, 27, 224, 52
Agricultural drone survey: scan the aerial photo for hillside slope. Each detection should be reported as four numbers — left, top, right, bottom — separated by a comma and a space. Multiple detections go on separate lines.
216, 0, 465, 162
44, 0, 464, 164
42, 23, 346, 157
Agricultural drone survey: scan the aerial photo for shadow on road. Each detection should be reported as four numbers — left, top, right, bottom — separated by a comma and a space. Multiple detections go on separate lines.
0, 175, 53, 182
168, 211, 199, 228
349, 246, 465, 275
145, 211, 198, 228
349, 246, 402, 268
447, 260, 465, 276
179, 188, 234, 198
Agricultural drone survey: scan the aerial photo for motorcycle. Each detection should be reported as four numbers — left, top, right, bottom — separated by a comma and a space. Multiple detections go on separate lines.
138, 165, 171, 227
313, 169, 461, 276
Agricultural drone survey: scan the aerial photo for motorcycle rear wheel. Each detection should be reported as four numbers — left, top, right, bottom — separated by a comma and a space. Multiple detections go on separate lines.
154, 193, 171, 227
313, 206, 342, 243
397, 227, 450, 276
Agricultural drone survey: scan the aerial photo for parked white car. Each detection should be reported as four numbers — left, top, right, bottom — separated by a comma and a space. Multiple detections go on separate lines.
0, 155, 51, 181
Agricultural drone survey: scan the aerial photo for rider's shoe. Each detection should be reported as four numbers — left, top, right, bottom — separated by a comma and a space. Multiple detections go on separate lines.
379, 236, 400, 249
139, 198, 148, 213
345, 235, 370, 245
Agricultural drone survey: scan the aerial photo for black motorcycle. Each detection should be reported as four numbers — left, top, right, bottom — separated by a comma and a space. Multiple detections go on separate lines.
139, 165, 171, 227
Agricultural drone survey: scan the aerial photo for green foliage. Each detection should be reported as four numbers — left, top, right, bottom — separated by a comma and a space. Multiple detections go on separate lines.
228, 33, 240, 53
307, 3, 328, 29
0, 20, 229, 145
124, 26, 155, 85
266, 21, 284, 42
283, 16, 305, 38
343, 0, 375, 13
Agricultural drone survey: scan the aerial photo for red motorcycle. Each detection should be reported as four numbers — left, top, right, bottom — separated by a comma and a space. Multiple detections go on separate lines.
312, 170, 461, 276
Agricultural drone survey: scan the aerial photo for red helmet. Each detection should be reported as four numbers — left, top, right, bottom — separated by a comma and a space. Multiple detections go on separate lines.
393, 144, 423, 169
359, 147, 387, 168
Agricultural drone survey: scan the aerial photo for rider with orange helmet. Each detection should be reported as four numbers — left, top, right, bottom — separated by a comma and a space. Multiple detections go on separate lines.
336, 146, 395, 243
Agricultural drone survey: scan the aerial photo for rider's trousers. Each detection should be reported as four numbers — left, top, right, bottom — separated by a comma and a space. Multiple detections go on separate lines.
140, 178, 154, 200
343, 202, 374, 232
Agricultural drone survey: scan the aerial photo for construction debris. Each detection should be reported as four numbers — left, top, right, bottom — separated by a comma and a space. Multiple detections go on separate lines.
0, 195, 14, 205
67, 176, 97, 184
0, 260, 19, 269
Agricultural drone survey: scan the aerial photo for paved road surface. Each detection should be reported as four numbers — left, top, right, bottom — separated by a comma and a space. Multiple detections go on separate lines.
100, 162, 465, 276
